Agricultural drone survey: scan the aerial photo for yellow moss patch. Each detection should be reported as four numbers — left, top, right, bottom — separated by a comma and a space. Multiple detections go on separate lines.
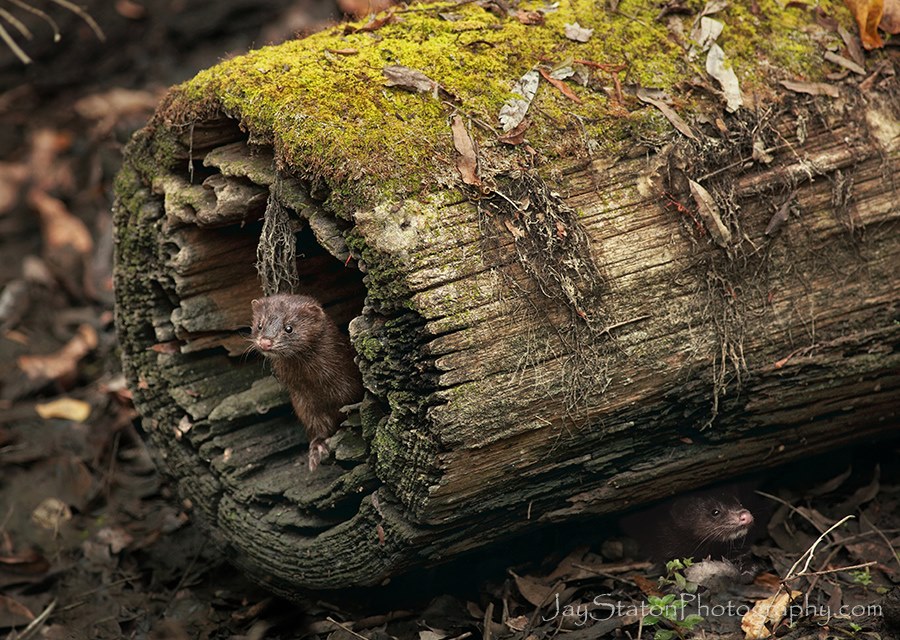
161, 0, 839, 213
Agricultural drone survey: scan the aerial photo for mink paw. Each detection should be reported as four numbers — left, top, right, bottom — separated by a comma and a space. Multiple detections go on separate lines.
308, 439, 330, 472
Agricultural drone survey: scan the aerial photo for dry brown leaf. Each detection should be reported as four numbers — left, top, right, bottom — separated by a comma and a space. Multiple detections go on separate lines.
383, 65, 438, 94
31, 497, 73, 531
498, 118, 530, 145
538, 68, 582, 104
499, 69, 540, 132
564, 22, 594, 42
689, 179, 732, 247
0, 595, 34, 628
741, 590, 802, 639
882, 0, 900, 31
344, 9, 397, 33
516, 10, 544, 25
450, 115, 481, 187
35, 397, 92, 422
511, 571, 554, 607
74, 88, 161, 135
636, 88, 698, 140
779, 79, 840, 97
28, 188, 93, 255
843, 0, 885, 48
17, 324, 98, 382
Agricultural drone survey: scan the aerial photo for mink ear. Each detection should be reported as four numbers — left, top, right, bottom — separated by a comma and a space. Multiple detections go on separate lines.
251, 298, 260, 309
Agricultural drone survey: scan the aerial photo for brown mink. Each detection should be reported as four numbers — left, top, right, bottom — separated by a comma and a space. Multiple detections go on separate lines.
250, 294, 364, 471
622, 490, 757, 564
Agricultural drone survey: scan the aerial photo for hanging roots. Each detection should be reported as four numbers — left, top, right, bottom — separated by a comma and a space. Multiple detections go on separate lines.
256, 183, 299, 296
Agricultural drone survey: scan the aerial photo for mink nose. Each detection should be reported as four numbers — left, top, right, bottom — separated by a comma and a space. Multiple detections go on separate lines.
257, 337, 273, 351
737, 509, 754, 527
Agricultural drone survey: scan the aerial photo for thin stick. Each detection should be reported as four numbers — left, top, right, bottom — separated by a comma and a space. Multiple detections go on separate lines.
0, 21, 31, 63
784, 515, 855, 580
13, 599, 56, 640
325, 617, 369, 640
47, 0, 106, 41
8, 0, 61, 42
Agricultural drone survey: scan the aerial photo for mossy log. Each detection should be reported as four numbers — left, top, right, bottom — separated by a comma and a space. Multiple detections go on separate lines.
113, 0, 900, 594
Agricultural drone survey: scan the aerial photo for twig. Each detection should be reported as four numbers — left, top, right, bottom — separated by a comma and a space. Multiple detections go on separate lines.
47, 0, 106, 41
859, 512, 900, 573
8, 0, 60, 42
756, 490, 827, 532
10, 599, 56, 640
0, 21, 31, 64
325, 617, 368, 640
784, 515, 855, 581
0, 8, 32, 39
785, 560, 878, 581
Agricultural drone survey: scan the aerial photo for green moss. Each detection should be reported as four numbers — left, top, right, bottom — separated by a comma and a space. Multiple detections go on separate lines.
161, 0, 834, 218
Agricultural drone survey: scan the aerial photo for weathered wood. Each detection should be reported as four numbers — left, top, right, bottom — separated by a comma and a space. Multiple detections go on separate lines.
114, 1, 899, 594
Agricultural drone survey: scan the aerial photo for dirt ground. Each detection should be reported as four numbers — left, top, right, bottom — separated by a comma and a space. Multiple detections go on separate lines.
1, 1, 899, 639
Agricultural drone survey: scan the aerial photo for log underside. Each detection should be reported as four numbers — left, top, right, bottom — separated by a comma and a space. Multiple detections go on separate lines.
115, 84, 900, 592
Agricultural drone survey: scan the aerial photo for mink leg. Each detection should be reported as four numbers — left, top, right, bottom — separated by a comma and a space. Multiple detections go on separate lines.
308, 438, 329, 472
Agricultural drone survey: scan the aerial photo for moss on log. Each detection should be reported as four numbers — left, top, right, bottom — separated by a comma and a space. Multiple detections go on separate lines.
114, 0, 900, 594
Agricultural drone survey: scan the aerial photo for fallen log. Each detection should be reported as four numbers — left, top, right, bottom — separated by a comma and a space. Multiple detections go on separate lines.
113, 0, 900, 594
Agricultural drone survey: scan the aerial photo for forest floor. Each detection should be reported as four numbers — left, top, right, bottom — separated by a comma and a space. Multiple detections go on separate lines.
1, 1, 899, 639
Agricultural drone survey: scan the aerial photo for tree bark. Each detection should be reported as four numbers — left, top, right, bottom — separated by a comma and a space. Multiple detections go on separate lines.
113, 2, 900, 594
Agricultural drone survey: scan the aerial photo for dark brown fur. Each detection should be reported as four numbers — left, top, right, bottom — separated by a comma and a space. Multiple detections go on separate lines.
250, 294, 364, 471
622, 491, 756, 563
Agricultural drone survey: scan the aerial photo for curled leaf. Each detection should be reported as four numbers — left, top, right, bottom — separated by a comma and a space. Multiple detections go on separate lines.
451, 115, 481, 187
705, 43, 743, 112
383, 65, 438, 94
689, 179, 732, 247
564, 22, 594, 42
636, 88, 697, 140
538, 68, 582, 103
843, 0, 885, 48
499, 69, 540, 132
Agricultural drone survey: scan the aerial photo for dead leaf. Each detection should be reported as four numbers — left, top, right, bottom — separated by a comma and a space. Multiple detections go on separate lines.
779, 79, 840, 97
74, 88, 161, 136
499, 69, 540, 132
450, 115, 481, 187
511, 571, 554, 607
823, 50, 866, 75
115, 0, 146, 19
498, 118, 530, 145
326, 48, 359, 55
564, 22, 594, 42
0, 162, 28, 215
95, 527, 134, 554
843, 0, 884, 48
516, 10, 544, 25
765, 191, 796, 236
34, 397, 92, 422
689, 179, 732, 247
536, 68, 582, 103
344, 9, 397, 33
741, 590, 802, 639
0, 595, 34, 628
636, 88, 697, 140
17, 323, 98, 382
383, 65, 438, 94
28, 188, 92, 255
31, 498, 72, 531
503, 219, 525, 239
706, 43, 743, 112
505, 615, 528, 632
882, 0, 900, 32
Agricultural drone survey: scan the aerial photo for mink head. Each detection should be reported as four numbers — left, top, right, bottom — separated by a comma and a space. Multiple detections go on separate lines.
250, 294, 326, 358
673, 495, 755, 544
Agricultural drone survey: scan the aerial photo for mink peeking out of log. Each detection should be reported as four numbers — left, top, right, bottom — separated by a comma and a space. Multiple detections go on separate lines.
250, 294, 364, 471
621, 488, 761, 565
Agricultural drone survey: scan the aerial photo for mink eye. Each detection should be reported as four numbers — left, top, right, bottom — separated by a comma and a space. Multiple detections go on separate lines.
284, 324, 293, 333
711, 509, 721, 517
256, 322, 262, 330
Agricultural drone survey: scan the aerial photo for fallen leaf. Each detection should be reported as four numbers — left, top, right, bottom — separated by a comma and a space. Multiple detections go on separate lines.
516, 10, 544, 25
837, 24, 867, 66
505, 615, 528, 632
499, 69, 540, 132
689, 179, 732, 247
28, 188, 92, 255
765, 191, 796, 236
34, 397, 92, 422
498, 118, 530, 145
564, 22, 594, 42
823, 50, 866, 75
636, 88, 698, 140
511, 571, 554, 607
689, 16, 724, 57
538, 68, 582, 103
0, 162, 28, 215
450, 115, 481, 187
0, 595, 34, 628
705, 43, 743, 112
741, 590, 802, 639
326, 48, 359, 55
344, 9, 397, 33
74, 88, 160, 136
419, 631, 446, 640
31, 498, 72, 531
95, 526, 135, 554
383, 65, 438, 94
17, 323, 98, 382
882, 0, 900, 32
779, 79, 840, 97
115, 0, 146, 18
843, 0, 884, 48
